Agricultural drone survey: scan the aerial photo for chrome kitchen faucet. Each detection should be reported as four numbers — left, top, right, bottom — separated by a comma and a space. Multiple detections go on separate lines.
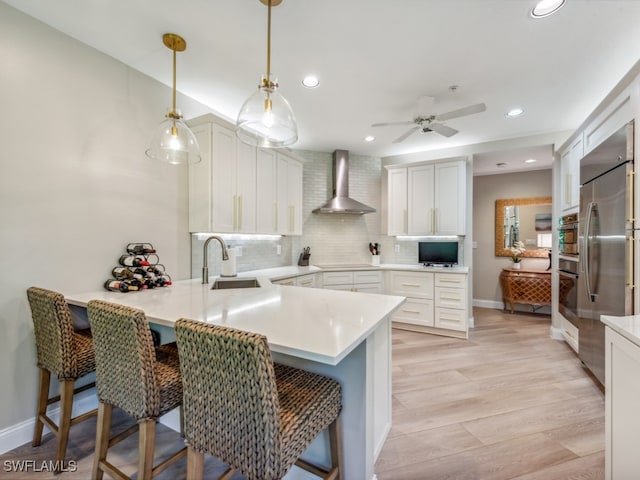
201, 236, 229, 283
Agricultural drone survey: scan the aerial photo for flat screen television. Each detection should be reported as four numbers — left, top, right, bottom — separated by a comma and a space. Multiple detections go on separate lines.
418, 241, 458, 266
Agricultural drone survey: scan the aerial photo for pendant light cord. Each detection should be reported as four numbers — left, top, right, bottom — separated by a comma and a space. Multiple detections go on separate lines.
266, 0, 272, 81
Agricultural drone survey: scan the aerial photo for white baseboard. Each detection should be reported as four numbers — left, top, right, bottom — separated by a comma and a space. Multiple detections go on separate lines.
0, 387, 182, 456
473, 299, 503, 309
0, 387, 98, 455
550, 326, 565, 341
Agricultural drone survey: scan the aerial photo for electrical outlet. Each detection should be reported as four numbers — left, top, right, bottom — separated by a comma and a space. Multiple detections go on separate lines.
235, 246, 243, 257
395, 244, 400, 253
276, 245, 282, 255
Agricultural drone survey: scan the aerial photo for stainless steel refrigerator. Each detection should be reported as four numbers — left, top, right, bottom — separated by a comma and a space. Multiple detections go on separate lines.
578, 121, 634, 385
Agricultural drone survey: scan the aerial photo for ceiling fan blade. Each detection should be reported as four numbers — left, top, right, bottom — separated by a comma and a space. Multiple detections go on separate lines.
371, 121, 414, 127
392, 126, 419, 143
429, 123, 458, 137
436, 103, 486, 121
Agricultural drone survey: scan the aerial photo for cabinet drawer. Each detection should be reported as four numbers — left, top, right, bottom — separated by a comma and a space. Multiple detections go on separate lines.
435, 273, 465, 288
296, 274, 317, 288
322, 271, 354, 286
434, 307, 466, 331
354, 283, 383, 294
388, 271, 433, 299
353, 270, 382, 284
435, 286, 466, 309
393, 299, 434, 327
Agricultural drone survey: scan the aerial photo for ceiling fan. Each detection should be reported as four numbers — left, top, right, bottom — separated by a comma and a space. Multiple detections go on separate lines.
372, 99, 486, 143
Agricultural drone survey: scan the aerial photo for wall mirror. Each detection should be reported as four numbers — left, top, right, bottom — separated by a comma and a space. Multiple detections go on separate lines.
495, 197, 552, 258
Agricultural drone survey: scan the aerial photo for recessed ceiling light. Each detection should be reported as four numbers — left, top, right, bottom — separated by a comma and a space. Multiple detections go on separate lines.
530, 0, 566, 18
302, 75, 320, 88
506, 108, 524, 118
364, 135, 375, 142
525, 158, 537, 164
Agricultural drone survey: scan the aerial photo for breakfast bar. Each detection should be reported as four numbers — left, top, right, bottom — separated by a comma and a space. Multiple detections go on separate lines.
65, 272, 405, 480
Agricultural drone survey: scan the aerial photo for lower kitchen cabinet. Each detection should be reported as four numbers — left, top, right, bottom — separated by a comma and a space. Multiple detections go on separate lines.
387, 270, 468, 338
321, 270, 383, 293
605, 326, 640, 480
561, 314, 579, 353
273, 273, 317, 287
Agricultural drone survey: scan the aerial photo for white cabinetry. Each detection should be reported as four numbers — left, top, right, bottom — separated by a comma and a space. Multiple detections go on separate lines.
387, 160, 466, 236
322, 270, 383, 293
276, 152, 303, 235
559, 135, 583, 212
584, 85, 635, 155
605, 326, 640, 480
387, 168, 408, 235
273, 273, 317, 287
561, 315, 579, 353
187, 115, 303, 235
434, 273, 467, 332
387, 270, 468, 338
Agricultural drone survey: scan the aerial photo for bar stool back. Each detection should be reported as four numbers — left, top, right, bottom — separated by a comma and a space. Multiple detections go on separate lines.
87, 300, 186, 480
26, 286, 97, 472
175, 318, 344, 480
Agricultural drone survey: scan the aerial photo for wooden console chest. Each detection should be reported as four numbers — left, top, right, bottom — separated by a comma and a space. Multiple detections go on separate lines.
499, 268, 552, 313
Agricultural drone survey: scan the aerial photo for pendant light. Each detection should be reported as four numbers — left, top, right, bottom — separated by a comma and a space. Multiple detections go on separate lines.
236, 0, 298, 148
146, 33, 201, 165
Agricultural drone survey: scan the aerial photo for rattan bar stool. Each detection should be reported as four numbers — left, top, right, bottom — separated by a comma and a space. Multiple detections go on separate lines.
26, 286, 98, 472
175, 318, 344, 480
86, 300, 186, 480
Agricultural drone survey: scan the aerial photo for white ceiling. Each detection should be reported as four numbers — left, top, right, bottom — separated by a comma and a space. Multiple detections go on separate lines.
6, 0, 640, 174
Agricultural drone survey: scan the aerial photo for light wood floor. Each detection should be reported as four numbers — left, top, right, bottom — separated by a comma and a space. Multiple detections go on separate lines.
1, 307, 604, 479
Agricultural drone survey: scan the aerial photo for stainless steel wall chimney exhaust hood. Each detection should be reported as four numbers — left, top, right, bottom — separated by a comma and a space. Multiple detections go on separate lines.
312, 150, 376, 214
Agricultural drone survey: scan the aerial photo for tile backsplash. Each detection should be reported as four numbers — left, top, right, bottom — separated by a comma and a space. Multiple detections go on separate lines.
191, 150, 463, 277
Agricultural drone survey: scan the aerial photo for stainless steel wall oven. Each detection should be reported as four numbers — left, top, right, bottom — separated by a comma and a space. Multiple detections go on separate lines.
558, 256, 579, 328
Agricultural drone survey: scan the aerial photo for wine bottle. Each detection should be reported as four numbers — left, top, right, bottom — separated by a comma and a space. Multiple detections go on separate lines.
112, 267, 134, 279
126, 243, 156, 255
146, 265, 165, 275
156, 274, 172, 287
119, 255, 150, 267
104, 279, 139, 292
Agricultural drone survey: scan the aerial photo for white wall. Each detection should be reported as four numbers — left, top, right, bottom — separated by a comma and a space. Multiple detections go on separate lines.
0, 3, 209, 440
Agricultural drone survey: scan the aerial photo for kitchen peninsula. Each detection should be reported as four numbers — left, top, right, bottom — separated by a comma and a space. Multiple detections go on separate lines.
65, 268, 405, 480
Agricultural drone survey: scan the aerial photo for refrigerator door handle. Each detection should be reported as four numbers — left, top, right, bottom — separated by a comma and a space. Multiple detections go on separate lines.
584, 201, 598, 302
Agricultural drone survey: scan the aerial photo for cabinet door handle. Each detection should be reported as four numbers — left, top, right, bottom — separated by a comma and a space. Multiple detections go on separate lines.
401, 309, 421, 314
430, 208, 434, 234
401, 283, 421, 287
300, 280, 313, 286
289, 205, 295, 232
238, 195, 243, 230
274, 202, 278, 231
403, 209, 408, 234
233, 194, 238, 230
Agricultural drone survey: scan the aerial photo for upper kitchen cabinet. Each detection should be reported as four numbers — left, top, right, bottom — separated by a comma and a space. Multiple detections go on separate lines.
386, 160, 466, 236
187, 114, 303, 235
559, 134, 583, 212
276, 151, 303, 235
188, 116, 255, 233
257, 148, 303, 235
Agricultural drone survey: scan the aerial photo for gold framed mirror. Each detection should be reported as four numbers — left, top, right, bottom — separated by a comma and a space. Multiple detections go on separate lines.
495, 197, 552, 258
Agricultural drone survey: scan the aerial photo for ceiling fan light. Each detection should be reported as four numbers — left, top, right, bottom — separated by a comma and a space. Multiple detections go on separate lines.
530, 0, 566, 18
236, 76, 298, 148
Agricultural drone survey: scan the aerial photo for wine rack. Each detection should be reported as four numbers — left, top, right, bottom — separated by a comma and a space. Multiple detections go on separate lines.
103, 243, 172, 292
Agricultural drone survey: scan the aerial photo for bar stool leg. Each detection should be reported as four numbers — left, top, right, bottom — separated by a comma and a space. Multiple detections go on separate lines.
33, 368, 50, 447
328, 415, 344, 480
93, 402, 112, 480
187, 447, 205, 480
137, 419, 156, 480
55, 380, 74, 472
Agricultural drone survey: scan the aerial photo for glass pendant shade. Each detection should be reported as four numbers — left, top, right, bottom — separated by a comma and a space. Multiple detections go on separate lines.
236, 75, 298, 148
146, 33, 201, 164
146, 108, 201, 165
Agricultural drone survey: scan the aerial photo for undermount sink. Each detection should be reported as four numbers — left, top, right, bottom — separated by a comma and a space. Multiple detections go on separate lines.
211, 278, 260, 290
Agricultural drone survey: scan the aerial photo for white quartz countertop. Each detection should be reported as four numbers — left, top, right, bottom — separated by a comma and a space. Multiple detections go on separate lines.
266, 263, 468, 278
65, 272, 405, 366
601, 315, 640, 348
